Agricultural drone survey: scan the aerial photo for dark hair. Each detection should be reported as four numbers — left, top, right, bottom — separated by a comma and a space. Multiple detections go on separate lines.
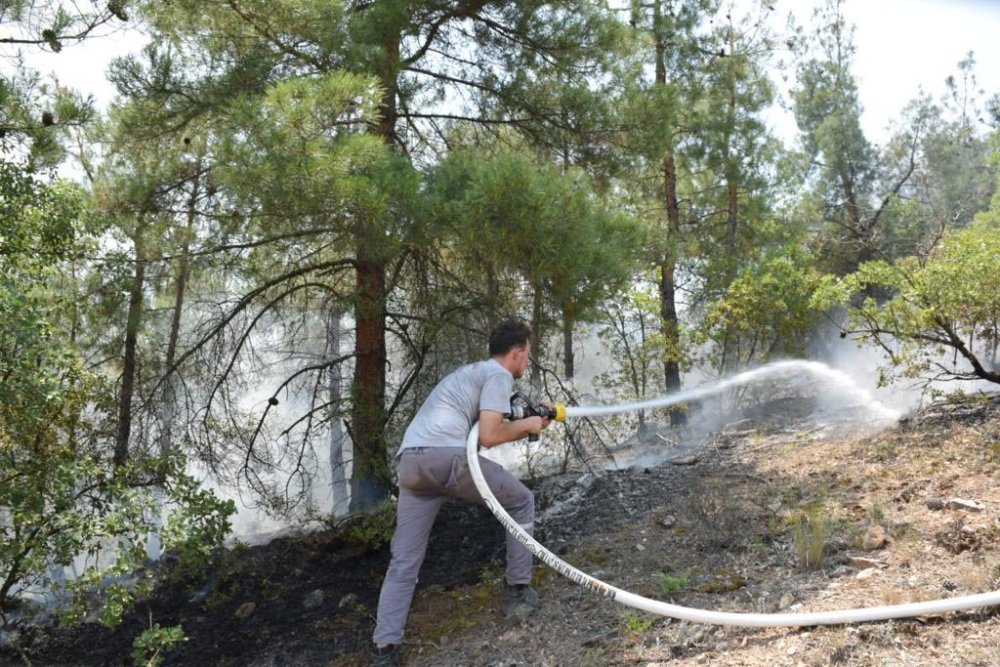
488, 319, 531, 356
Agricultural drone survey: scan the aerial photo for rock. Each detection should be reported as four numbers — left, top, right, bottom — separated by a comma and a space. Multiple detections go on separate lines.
936, 523, 983, 554
670, 455, 699, 466
338, 592, 360, 609
926, 498, 945, 510
945, 498, 985, 512
779, 593, 795, 609
235, 601, 256, 619
856, 568, 878, 581
848, 556, 882, 571
303, 589, 325, 609
687, 629, 706, 645
660, 515, 677, 529
862, 525, 886, 551
830, 565, 853, 578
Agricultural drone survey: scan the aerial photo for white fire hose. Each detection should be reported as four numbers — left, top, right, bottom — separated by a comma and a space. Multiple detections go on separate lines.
465, 398, 1000, 625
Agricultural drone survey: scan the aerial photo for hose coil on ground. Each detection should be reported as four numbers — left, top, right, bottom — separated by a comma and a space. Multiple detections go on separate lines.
465, 414, 1000, 626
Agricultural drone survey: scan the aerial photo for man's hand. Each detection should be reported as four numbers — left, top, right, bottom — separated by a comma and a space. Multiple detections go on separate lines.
478, 410, 549, 448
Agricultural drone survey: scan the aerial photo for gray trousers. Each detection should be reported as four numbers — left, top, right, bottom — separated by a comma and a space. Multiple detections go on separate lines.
372, 447, 535, 645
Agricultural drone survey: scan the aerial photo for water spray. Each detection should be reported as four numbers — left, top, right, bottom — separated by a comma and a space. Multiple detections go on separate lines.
470, 361, 1000, 626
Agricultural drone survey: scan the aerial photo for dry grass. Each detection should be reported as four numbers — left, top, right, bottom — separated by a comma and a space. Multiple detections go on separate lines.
401, 400, 1000, 667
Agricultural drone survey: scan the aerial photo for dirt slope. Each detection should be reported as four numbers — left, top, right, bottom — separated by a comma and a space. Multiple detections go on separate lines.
2, 394, 999, 667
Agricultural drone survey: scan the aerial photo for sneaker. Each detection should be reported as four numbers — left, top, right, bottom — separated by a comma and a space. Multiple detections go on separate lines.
369, 643, 400, 666
503, 583, 539, 618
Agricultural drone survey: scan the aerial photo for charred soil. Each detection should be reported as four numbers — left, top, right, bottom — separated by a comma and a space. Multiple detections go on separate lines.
3, 393, 1000, 667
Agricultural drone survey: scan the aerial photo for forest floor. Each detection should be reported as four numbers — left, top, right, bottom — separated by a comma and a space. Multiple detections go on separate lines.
2, 390, 999, 667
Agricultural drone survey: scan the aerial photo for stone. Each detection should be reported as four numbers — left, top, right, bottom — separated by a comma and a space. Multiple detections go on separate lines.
235, 601, 256, 619
945, 498, 985, 512
669, 455, 699, 466
303, 589, 325, 609
848, 556, 882, 571
862, 525, 887, 551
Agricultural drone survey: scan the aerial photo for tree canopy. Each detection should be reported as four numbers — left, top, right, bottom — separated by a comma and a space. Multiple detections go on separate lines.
1, 0, 999, 647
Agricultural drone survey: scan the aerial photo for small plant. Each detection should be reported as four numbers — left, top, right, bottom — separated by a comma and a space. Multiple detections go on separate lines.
343, 499, 396, 549
871, 440, 896, 463
580, 647, 608, 667
697, 568, 747, 593
620, 610, 654, 635
986, 439, 1000, 462
867, 502, 886, 527
793, 504, 831, 570
655, 570, 689, 594
568, 547, 610, 568
479, 558, 505, 588
132, 622, 186, 667
880, 587, 904, 605
748, 533, 769, 556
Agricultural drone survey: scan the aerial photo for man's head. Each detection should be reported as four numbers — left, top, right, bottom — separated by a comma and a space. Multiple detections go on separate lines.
489, 319, 532, 379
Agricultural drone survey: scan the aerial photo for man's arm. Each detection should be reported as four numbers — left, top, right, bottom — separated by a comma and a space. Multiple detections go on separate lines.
477, 409, 548, 448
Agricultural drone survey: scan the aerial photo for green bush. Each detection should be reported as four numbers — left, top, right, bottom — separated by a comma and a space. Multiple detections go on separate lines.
343, 499, 396, 549
132, 622, 187, 667
654, 570, 689, 595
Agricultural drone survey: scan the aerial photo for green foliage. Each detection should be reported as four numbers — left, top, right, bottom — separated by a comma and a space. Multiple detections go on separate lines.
654, 570, 689, 595
48, 453, 235, 627
0, 0, 125, 167
0, 163, 234, 627
157, 454, 238, 578
131, 622, 187, 667
833, 219, 1000, 387
595, 279, 668, 427
695, 246, 834, 369
343, 499, 396, 549
620, 610, 654, 635
425, 146, 644, 328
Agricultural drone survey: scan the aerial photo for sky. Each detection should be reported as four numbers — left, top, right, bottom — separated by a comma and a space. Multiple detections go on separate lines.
800, 0, 1000, 142
17, 0, 1000, 150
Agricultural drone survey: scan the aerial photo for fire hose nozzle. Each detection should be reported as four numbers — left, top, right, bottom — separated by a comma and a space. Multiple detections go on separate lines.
506, 402, 566, 422
507, 393, 566, 441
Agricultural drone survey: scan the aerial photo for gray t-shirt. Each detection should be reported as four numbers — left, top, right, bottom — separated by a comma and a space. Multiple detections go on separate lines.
400, 358, 513, 450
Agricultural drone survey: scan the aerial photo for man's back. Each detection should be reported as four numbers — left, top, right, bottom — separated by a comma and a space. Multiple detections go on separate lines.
400, 359, 511, 450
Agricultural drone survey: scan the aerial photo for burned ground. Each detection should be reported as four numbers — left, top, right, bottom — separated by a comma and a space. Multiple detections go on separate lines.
2, 392, 999, 666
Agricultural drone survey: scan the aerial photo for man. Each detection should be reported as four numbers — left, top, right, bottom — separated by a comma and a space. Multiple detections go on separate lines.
370, 319, 549, 666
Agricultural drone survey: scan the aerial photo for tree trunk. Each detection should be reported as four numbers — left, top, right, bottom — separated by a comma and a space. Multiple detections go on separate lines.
561, 302, 575, 381
148, 170, 199, 559
161, 171, 199, 457
115, 229, 146, 466
530, 286, 544, 389
327, 307, 349, 516
349, 247, 389, 513
348, 20, 400, 513
653, 0, 686, 427
660, 154, 686, 427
